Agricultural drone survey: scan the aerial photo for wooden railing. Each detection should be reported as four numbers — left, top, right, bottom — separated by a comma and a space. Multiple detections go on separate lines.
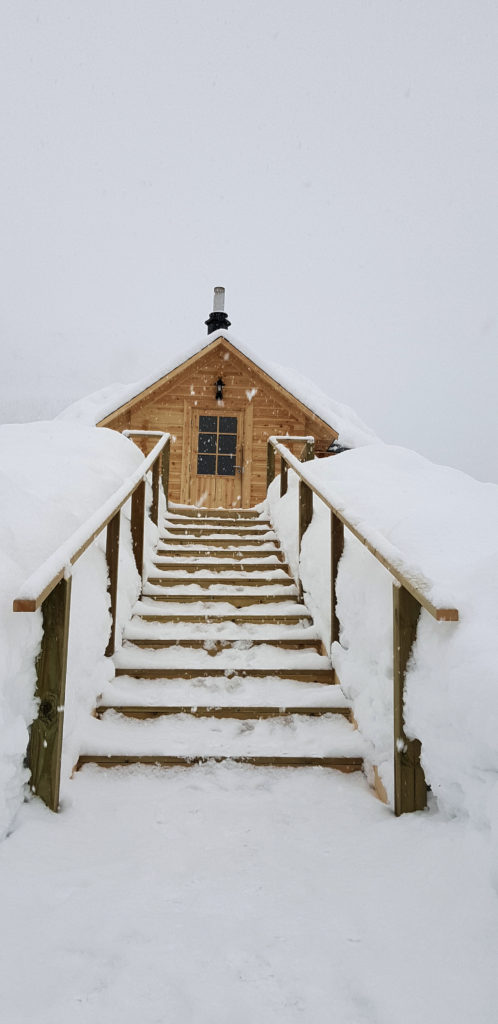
13, 431, 170, 813
267, 436, 459, 816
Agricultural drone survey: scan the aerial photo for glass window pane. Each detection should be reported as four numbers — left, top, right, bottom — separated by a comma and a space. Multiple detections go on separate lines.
199, 415, 217, 432
217, 455, 236, 476
219, 416, 237, 434
197, 454, 216, 475
218, 433, 237, 454
198, 433, 217, 453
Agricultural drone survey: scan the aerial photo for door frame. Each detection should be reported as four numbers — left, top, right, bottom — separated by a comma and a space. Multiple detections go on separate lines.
182, 404, 252, 507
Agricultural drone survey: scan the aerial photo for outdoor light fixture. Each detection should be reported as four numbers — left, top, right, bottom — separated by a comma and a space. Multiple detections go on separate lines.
215, 377, 224, 402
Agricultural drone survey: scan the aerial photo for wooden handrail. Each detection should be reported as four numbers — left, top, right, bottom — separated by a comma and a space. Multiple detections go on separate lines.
267, 434, 459, 816
12, 430, 170, 813
13, 432, 170, 612
268, 436, 458, 623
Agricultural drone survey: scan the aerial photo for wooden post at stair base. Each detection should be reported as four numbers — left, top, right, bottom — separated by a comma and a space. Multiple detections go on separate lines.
105, 510, 120, 657
393, 583, 427, 815
27, 576, 72, 812
131, 479, 146, 578
330, 511, 344, 646
151, 457, 160, 525
267, 442, 275, 490
280, 457, 288, 497
161, 444, 170, 512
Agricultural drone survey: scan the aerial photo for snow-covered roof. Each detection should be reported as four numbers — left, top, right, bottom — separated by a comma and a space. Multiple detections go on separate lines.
58, 330, 379, 448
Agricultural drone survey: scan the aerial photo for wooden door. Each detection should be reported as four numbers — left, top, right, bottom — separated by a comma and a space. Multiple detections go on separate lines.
188, 410, 244, 508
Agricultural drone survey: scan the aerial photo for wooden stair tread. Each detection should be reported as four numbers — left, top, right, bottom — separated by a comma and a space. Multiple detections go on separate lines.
152, 561, 290, 573
146, 576, 295, 588
114, 667, 335, 681
167, 508, 263, 519
96, 705, 353, 720
158, 538, 280, 547
155, 549, 285, 560
77, 754, 363, 771
141, 594, 301, 606
122, 637, 323, 651
135, 613, 313, 624
163, 526, 273, 536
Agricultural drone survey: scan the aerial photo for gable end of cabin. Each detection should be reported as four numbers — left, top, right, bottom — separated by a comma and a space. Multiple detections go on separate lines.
97, 335, 338, 508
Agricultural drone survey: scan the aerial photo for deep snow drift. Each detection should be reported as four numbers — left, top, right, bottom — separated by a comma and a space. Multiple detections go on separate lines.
0, 422, 155, 839
267, 444, 498, 838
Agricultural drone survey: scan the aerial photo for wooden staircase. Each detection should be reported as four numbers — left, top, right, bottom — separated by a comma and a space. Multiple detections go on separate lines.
77, 507, 365, 772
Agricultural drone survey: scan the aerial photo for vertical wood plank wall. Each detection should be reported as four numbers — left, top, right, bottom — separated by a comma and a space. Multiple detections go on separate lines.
99, 342, 335, 507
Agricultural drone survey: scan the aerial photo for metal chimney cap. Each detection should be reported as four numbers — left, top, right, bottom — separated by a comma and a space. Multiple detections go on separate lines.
205, 286, 231, 334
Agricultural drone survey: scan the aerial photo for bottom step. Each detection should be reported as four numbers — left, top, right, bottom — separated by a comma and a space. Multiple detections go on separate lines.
76, 754, 363, 772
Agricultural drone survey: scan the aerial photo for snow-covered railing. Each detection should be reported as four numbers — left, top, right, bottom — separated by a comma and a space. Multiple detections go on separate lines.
267, 436, 459, 816
12, 431, 170, 814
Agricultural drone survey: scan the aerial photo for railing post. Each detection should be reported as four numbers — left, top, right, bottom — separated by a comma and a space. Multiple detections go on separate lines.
302, 439, 315, 463
280, 457, 288, 497
267, 441, 275, 490
27, 576, 72, 812
298, 438, 314, 552
105, 510, 120, 657
151, 457, 160, 525
131, 479, 146, 578
330, 511, 344, 646
393, 583, 427, 815
161, 441, 170, 512
298, 481, 313, 551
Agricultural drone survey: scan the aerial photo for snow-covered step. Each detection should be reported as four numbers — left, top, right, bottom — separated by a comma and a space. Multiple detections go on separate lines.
145, 578, 296, 592
163, 520, 272, 528
150, 564, 291, 577
158, 537, 280, 548
155, 548, 286, 561
166, 505, 260, 516
163, 524, 272, 536
134, 607, 314, 626
114, 644, 331, 671
97, 705, 352, 721
98, 674, 346, 707
146, 573, 295, 589
115, 667, 335, 682
140, 591, 300, 607
166, 507, 263, 519
153, 559, 288, 572
77, 712, 365, 763
122, 635, 323, 652
124, 619, 321, 641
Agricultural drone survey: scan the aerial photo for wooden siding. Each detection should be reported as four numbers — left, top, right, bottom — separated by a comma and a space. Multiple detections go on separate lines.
98, 339, 337, 507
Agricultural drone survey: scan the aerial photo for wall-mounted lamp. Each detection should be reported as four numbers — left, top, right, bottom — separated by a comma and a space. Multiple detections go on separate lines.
215, 377, 224, 402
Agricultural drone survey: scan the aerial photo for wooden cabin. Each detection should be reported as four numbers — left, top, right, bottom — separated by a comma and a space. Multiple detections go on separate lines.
97, 290, 339, 508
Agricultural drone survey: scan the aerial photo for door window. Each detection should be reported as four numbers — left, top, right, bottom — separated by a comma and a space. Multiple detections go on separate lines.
197, 415, 237, 476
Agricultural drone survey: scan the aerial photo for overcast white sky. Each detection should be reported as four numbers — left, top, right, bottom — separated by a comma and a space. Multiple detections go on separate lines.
1, 1, 497, 480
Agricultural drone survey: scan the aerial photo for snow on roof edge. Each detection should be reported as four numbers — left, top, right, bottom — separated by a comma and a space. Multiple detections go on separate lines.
57, 330, 379, 448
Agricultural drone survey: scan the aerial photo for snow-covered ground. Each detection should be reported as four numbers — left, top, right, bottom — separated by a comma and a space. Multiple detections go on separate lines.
1, 765, 497, 1024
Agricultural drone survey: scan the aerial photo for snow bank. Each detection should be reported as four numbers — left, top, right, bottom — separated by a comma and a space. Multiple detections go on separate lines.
0, 422, 158, 838
267, 444, 498, 835
58, 330, 379, 448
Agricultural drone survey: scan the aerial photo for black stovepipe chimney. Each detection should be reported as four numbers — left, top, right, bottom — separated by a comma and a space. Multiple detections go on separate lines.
205, 286, 231, 334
